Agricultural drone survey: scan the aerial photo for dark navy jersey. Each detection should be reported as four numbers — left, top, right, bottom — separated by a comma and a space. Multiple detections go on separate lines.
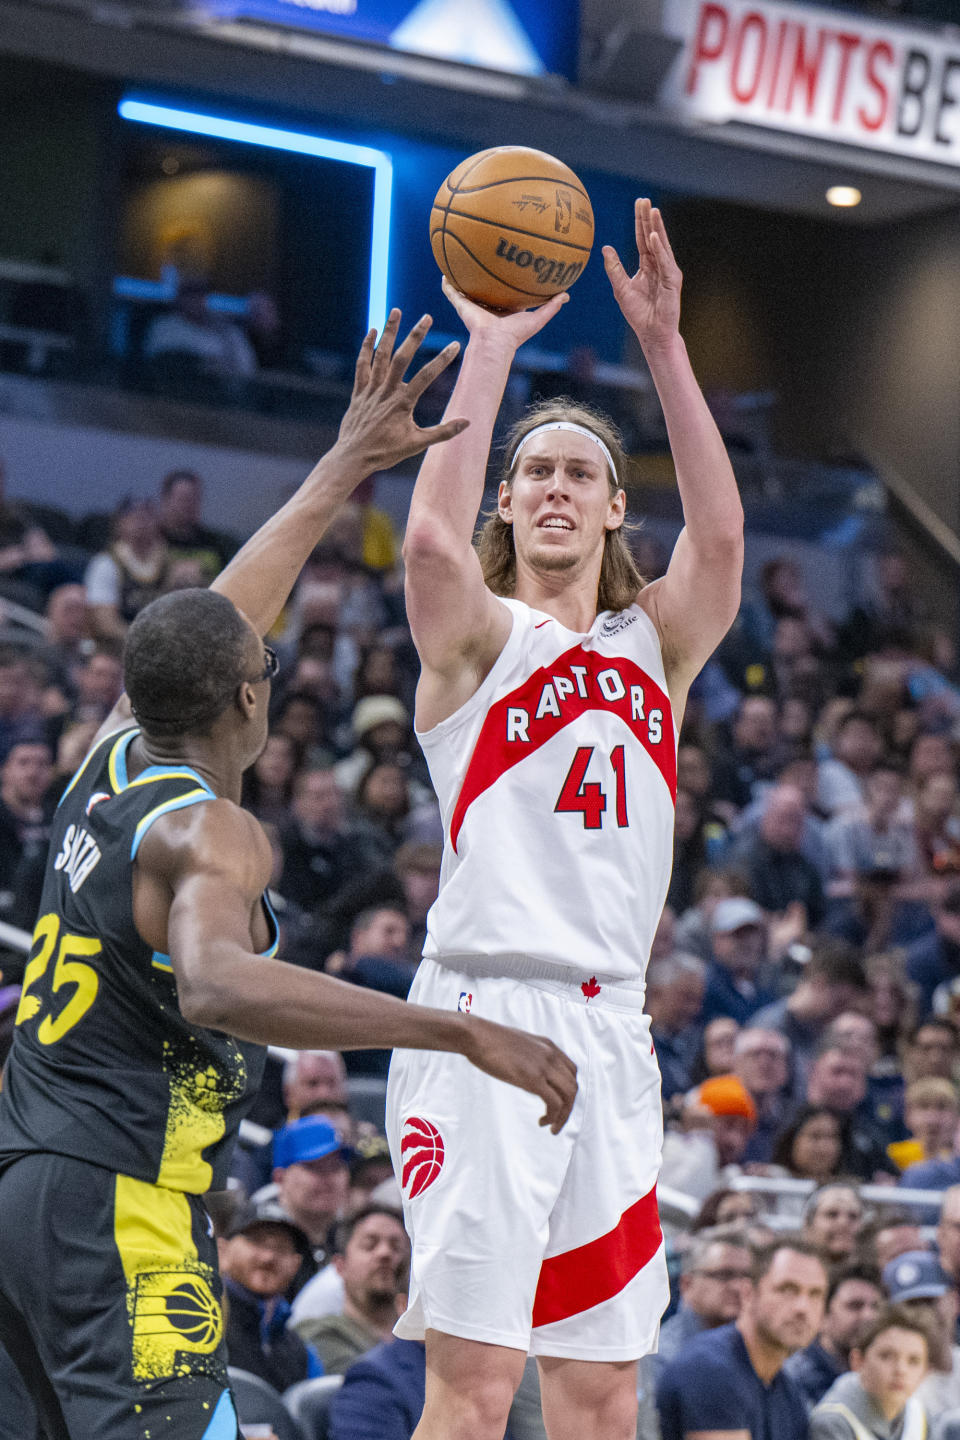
0, 727, 278, 1192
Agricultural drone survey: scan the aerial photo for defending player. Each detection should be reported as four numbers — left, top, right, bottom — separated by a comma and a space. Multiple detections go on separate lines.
0, 313, 577, 1440
391, 201, 744, 1440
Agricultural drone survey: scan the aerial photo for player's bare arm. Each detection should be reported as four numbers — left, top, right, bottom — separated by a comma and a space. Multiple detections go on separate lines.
603, 200, 744, 710
403, 280, 568, 729
89, 312, 466, 750
137, 800, 578, 1133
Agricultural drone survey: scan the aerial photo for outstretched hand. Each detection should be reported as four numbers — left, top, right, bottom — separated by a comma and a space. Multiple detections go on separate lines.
441, 276, 569, 351
336, 310, 469, 473
603, 198, 682, 350
465, 1016, 578, 1134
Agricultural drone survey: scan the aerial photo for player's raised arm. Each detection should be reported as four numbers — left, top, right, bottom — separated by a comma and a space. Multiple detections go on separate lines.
86, 314, 465, 751
211, 310, 467, 638
147, 801, 577, 1133
403, 281, 568, 719
603, 201, 744, 703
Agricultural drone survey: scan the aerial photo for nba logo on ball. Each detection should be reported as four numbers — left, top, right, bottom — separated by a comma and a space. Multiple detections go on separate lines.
401, 1116, 445, 1198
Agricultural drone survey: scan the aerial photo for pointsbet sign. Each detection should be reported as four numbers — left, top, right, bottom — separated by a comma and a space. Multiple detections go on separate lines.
662, 0, 960, 168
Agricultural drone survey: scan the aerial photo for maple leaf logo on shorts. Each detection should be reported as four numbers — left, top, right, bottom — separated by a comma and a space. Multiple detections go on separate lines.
400, 1116, 445, 1198
581, 976, 602, 1001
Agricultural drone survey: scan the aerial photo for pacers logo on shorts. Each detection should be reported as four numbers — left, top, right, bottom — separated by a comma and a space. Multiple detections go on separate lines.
129, 1268, 224, 1381
401, 1115, 445, 1198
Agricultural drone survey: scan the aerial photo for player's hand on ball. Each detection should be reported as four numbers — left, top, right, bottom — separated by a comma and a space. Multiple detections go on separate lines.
602, 199, 682, 350
336, 309, 469, 471
442, 277, 568, 352
466, 1017, 578, 1133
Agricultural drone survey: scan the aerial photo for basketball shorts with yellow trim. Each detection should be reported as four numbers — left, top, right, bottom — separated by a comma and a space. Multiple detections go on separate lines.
385, 956, 669, 1361
0, 1152, 240, 1440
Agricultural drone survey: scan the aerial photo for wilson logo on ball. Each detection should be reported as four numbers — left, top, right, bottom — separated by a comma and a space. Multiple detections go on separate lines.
401, 1116, 445, 1198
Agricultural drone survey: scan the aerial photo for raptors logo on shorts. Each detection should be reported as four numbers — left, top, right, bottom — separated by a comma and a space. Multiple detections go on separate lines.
401, 1116, 445, 1198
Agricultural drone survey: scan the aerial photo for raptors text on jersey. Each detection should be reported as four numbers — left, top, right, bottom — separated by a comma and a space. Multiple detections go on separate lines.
419, 599, 677, 982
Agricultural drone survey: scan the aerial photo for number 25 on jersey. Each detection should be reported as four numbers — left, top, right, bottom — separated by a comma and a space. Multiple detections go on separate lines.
555, 745, 630, 830
15, 912, 100, 1044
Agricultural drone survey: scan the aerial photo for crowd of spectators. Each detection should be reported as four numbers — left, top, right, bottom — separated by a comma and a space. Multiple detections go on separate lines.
8, 448, 960, 1440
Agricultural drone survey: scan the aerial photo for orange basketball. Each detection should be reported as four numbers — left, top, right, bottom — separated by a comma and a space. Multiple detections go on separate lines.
430, 146, 594, 313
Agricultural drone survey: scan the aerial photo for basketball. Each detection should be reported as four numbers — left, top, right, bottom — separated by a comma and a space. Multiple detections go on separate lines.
430, 146, 594, 313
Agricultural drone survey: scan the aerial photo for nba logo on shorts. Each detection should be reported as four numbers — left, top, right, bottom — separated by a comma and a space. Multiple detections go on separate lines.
457, 991, 472, 1013
401, 1116, 445, 1198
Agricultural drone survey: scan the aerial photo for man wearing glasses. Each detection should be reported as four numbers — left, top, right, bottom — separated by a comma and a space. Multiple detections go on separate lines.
0, 313, 577, 1440
658, 1233, 754, 1365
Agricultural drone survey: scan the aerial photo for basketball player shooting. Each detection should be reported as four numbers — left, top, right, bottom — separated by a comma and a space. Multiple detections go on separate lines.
391, 200, 744, 1440
0, 313, 577, 1440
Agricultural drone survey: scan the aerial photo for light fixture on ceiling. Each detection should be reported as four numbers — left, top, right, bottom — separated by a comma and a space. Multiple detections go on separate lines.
826, 185, 861, 208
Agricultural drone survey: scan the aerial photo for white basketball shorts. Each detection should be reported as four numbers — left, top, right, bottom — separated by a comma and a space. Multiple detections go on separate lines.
385, 955, 668, 1361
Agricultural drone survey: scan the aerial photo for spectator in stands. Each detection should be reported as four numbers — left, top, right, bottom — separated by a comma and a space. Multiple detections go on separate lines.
218, 1198, 322, 1393
702, 897, 774, 1025
802, 1045, 899, 1181
904, 1021, 960, 1085
826, 760, 917, 898
785, 1262, 885, 1410
656, 1238, 827, 1440
661, 1076, 758, 1199
0, 647, 45, 762
333, 696, 417, 799
911, 772, 960, 898
692, 1188, 761, 1232
752, 941, 869, 1086
863, 1215, 924, 1272
809, 1305, 930, 1440
711, 694, 784, 813
39, 583, 92, 696
734, 1026, 793, 1163
803, 1184, 866, 1265
887, 1079, 960, 1172
731, 783, 826, 926
156, 469, 236, 584
144, 282, 258, 391
817, 711, 885, 819
907, 886, 960, 1021
935, 1187, 960, 1316
0, 736, 54, 931
656, 1230, 754, 1364
71, 643, 124, 726
84, 498, 169, 639
647, 954, 708, 1099
692, 1016, 741, 1083
348, 1135, 395, 1209
266, 1116, 352, 1256
278, 767, 368, 911
295, 1206, 409, 1373
242, 731, 301, 827
393, 842, 441, 958
883, 1252, 960, 1418
284, 1050, 349, 1122
0, 457, 74, 605
772, 1105, 851, 1186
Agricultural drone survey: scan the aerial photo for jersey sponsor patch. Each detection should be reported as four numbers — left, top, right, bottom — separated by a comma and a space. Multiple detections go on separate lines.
400, 1115, 445, 1198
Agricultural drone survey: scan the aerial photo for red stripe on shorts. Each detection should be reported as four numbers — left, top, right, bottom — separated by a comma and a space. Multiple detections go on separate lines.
532, 1183, 662, 1328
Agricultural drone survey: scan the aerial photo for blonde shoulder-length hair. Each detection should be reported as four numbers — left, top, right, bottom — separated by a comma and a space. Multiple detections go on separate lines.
475, 399, 643, 614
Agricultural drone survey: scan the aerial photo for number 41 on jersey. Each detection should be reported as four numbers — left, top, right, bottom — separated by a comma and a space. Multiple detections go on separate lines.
555, 745, 630, 829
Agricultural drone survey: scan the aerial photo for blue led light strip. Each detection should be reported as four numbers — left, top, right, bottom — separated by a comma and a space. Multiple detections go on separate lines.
118, 98, 392, 335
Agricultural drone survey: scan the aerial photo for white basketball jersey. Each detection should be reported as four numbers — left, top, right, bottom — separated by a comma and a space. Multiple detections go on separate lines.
419, 598, 677, 983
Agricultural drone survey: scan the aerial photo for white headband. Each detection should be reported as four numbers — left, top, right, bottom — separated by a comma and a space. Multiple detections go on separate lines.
510, 421, 618, 483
